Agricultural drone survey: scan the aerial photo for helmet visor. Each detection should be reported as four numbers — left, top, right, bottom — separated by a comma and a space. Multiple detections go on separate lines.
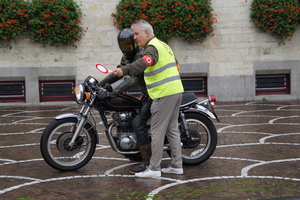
119, 39, 137, 52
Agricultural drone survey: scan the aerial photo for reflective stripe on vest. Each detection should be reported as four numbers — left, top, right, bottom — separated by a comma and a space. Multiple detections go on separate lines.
144, 38, 183, 99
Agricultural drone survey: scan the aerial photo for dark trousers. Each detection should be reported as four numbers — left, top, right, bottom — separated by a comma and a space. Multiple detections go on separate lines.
132, 97, 152, 146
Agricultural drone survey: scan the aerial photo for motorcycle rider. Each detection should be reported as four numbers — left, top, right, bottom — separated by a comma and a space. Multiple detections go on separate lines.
98, 28, 152, 173
113, 20, 184, 178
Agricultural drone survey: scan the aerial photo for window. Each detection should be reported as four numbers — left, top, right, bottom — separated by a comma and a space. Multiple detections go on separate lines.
256, 74, 290, 95
0, 81, 25, 102
181, 77, 207, 96
39, 80, 75, 102
128, 76, 207, 97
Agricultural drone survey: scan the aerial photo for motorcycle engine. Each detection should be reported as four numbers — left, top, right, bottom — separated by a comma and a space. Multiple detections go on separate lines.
110, 112, 138, 150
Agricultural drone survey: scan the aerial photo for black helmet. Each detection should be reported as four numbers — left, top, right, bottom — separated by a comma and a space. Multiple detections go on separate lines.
117, 28, 139, 61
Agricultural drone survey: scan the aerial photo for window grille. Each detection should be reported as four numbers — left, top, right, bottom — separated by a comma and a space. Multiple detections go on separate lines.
39, 80, 75, 102
256, 74, 290, 95
0, 81, 25, 102
181, 77, 207, 96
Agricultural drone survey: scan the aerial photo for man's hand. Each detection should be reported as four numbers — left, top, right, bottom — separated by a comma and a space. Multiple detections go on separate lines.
113, 68, 124, 77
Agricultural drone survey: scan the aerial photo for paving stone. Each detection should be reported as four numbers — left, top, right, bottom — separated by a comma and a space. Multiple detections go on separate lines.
0, 101, 299, 199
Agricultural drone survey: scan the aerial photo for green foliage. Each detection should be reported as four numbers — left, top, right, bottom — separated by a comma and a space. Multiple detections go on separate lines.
0, 0, 85, 47
0, 0, 30, 42
112, 0, 216, 43
250, 0, 300, 45
28, 0, 84, 46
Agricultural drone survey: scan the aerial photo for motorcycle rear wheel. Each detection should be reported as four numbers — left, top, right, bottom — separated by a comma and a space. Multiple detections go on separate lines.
40, 118, 97, 171
168, 112, 217, 165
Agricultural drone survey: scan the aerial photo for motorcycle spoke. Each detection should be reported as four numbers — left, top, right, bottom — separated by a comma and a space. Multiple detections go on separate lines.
47, 122, 92, 166
181, 119, 210, 158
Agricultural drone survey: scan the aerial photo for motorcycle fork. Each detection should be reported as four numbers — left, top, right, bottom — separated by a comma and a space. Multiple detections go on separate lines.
68, 102, 93, 147
179, 112, 191, 138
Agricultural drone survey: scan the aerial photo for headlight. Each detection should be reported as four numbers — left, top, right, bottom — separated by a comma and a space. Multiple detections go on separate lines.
74, 84, 85, 103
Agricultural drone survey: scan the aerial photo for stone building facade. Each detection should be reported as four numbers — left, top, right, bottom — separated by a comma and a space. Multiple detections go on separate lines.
0, 0, 299, 104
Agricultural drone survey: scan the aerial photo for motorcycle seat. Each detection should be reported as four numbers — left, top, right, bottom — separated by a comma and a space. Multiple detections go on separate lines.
180, 92, 198, 107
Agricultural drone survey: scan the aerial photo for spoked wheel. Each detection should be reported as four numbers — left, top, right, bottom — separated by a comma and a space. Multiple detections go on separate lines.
168, 112, 217, 165
40, 118, 97, 171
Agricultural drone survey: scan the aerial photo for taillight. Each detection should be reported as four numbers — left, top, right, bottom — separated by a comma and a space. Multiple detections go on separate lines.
209, 95, 217, 109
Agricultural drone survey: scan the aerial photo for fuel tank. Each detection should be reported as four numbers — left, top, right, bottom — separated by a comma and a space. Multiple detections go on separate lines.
102, 93, 142, 111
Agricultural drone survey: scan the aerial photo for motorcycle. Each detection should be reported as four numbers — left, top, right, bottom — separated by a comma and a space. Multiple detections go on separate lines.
40, 75, 220, 171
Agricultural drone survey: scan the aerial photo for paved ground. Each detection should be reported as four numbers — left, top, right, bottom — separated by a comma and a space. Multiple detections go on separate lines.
0, 100, 299, 200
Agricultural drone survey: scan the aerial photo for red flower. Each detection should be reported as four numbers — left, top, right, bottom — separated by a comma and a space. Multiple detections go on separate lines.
189, 6, 194, 9
44, 14, 51, 17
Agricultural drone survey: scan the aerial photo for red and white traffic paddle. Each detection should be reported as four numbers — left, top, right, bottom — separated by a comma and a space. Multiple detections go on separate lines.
95, 63, 112, 74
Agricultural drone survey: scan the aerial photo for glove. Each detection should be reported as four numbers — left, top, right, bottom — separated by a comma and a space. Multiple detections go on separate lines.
109, 91, 117, 98
97, 90, 110, 100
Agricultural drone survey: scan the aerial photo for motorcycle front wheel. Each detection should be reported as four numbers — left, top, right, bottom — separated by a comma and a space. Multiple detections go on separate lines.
40, 117, 97, 171
168, 112, 217, 165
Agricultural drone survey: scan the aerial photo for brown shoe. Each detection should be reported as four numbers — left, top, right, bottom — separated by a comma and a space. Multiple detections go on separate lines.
129, 144, 151, 174
129, 162, 148, 174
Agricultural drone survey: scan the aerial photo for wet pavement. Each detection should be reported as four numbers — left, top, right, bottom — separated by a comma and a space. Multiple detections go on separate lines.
0, 100, 299, 200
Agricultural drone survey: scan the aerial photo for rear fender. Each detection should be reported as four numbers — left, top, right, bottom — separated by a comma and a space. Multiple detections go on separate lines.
183, 108, 217, 122
55, 113, 99, 144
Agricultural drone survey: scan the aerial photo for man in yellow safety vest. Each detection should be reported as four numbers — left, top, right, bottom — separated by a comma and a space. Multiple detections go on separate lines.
113, 20, 184, 178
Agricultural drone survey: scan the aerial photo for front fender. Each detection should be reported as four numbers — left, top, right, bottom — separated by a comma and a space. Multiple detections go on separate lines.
55, 113, 99, 144
55, 113, 81, 120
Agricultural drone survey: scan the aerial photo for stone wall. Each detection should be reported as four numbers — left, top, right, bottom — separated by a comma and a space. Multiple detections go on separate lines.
0, 0, 299, 104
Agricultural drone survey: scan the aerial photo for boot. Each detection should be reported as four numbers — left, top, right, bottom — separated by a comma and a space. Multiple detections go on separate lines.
129, 144, 151, 174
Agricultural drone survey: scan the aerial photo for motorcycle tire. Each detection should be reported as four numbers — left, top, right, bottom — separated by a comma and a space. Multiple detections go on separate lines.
40, 117, 97, 171
167, 112, 217, 165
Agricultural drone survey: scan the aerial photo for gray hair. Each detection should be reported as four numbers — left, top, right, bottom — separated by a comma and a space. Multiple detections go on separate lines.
131, 20, 154, 36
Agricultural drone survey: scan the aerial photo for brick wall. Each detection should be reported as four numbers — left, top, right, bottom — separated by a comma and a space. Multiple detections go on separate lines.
0, 0, 299, 103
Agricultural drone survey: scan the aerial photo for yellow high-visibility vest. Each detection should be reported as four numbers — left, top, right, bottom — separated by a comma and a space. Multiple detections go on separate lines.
144, 38, 183, 99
